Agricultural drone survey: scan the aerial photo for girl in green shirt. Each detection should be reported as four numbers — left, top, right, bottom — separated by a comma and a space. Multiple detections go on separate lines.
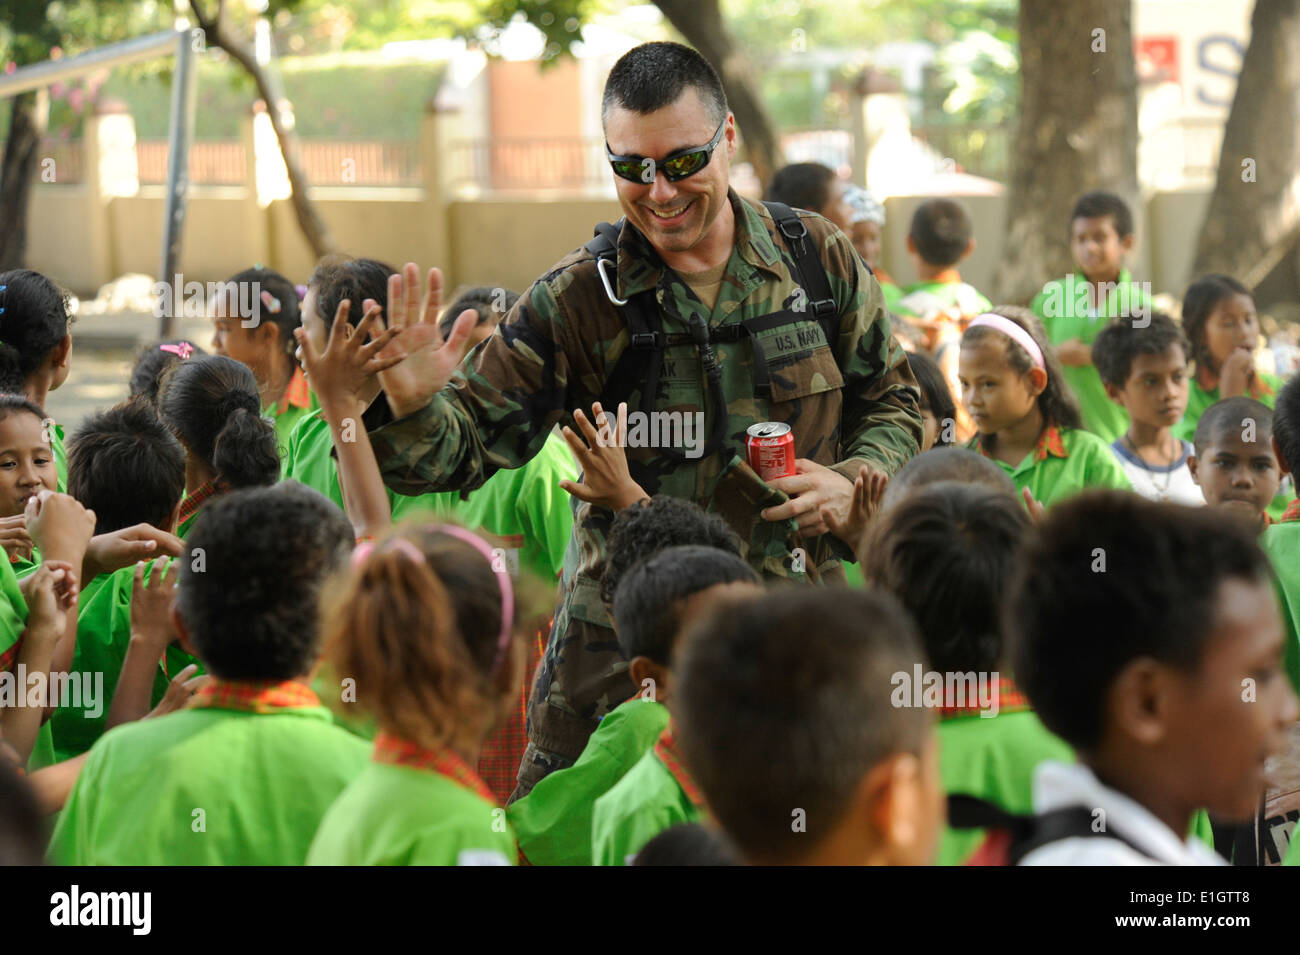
0, 396, 58, 578
959, 307, 1131, 508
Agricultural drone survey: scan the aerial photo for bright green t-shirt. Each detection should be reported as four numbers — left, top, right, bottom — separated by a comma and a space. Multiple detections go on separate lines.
591, 744, 704, 866
1173, 372, 1291, 521
52, 422, 66, 493
938, 707, 1075, 866
307, 759, 516, 866
1031, 270, 1151, 443
49, 690, 369, 865
508, 698, 668, 866
974, 426, 1132, 509
1258, 519, 1300, 698
0, 555, 44, 769
48, 564, 205, 763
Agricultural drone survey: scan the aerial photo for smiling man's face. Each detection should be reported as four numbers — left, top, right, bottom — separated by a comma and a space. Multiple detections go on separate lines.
604, 87, 737, 267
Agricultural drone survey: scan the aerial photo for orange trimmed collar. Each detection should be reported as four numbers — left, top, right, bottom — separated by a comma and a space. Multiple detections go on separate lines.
1195, 362, 1275, 401
653, 724, 706, 810
372, 731, 497, 804
275, 365, 312, 415
938, 674, 1030, 720
192, 678, 320, 714
974, 424, 1068, 465
1280, 499, 1300, 524
178, 477, 231, 525
925, 268, 964, 286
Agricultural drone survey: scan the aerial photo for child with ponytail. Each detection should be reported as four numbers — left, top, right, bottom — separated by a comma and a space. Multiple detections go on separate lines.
958, 306, 1130, 509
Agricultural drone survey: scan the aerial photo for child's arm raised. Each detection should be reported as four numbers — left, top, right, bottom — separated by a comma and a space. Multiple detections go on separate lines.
559, 402, 649, 513
105, 558, 178, 730
294, 301, 404, 541
2, 561, 76, 763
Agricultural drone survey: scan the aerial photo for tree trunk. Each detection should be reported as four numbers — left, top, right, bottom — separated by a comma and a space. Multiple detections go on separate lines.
0, 92, 47, 271
1191, 0, 1300, 287
992, 0, 1139, 304
654, 0, 783, 190
190, 1, 337, 259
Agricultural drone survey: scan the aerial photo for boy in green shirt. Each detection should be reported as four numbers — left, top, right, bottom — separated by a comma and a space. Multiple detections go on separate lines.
1030, 191, 1151, 443
49, 483, 366, 865
516, 543, 758, 865
1188, 398, 1282, 537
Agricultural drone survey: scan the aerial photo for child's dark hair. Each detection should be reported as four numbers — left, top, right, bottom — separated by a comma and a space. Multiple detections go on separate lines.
1091, 313, 1189, 388
1070, 190, 1134, 240
906, 350, 957, 444
1008, 491, 1271, 752
129, 339, 207, 405
765, 163, 837, 218
0, 269, 70, 393
879, 446, 1017, 515
439, 286, 520, 340
612, 544, 760, 665
962, 305, 1081, 451
0, 393, 48, 430
216, 266, 301, 354
908, 198, 972, 267
632, 823, 740, 866
321, 522, 520, 752
157, 354, 279, 488
178, 482, 352, 680
68, 398, 186, 535
1272, 376, 1300, 476
675, 588, 928, 863
1181, 274, 1254, 373
308, 256, 398, 432
1193, 396, 1272, 458
864, 482, 1029, 674
601, 495, 741, 607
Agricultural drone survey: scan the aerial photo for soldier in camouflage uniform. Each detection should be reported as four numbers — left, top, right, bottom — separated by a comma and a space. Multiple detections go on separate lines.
365, 42, 923, 799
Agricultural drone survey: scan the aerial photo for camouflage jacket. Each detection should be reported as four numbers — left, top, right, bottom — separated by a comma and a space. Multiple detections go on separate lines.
369, 191, 921, 734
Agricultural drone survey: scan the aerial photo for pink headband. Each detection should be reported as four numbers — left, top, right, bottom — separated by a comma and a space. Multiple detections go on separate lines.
966, 313, 1045, 370
159, 342, 195, 360
351, 525, 515, 675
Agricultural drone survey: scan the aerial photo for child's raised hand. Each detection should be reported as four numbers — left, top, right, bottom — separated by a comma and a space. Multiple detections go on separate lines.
822, 464, 889, 557
1022, 487, 1047, 523
84, 523, 184, 579
294, 299, 403, 422
144, 664, 208, 720
25, 490, 95, 567
0, 514, 33, 562
1219, 347, 1256, 398
21, 561, 72, 647
130, 557, 179, 650
559, 402, 648, 512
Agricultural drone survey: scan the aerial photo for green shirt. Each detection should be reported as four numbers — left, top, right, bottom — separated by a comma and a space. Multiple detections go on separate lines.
508, 698, 668, 866
1031, 270, 1151, 443
265, 367, 318, 478
49, 683, 369, 865
1258, 518, 1300, 697
937, 704, 1075, 866
307, 757, 516, 866
0, 554, 43, 769
974, 425, 1131, 509
591, 741, 704, 865
52, 422, 66, 493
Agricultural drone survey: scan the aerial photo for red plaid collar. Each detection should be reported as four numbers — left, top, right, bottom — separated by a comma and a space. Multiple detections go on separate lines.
275, 365, 312, 415
178, 477, 231, 524
192, 678, 320, 714
372, 731, 497, 804
974, 425, 1067, 464
1280, 499, 1300, 524
938, 674, 1030, 720
653, 724, 706, 809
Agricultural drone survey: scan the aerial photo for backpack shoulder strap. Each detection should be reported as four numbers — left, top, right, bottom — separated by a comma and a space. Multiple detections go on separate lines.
948, 794, 1158, 865
587, 220, 663, 415
762, 200, 838, 334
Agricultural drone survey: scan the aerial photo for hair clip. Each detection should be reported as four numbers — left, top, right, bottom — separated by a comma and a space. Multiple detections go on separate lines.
295, 284, 307, 301
260, 290, 281, 315
159, 342, 194, 360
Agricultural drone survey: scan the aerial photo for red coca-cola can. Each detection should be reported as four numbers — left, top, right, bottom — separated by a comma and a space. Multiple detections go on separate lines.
746, 422, 795, 482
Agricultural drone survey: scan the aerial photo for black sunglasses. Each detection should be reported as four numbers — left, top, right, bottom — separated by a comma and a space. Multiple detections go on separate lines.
606, 119, 727, 184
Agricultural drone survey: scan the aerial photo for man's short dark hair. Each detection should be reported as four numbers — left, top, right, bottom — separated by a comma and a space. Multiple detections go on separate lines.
908, 198, 972, 267
612, 544, 760, 665
602, 41, 728, 128
865, 482, 1030, 674
1008, 491, 1271, 752
675, 588, 928, 862
67, 398, 186, 535
1193, 396, 1273, 458
1272, 375, 1300, 476
178, 482, 352, 681
1091, 313, 1190, 388
765, 163, 836, 217
601, 495, 741, 606
1070, 190, 1135, 239
879, 446, 1016, 513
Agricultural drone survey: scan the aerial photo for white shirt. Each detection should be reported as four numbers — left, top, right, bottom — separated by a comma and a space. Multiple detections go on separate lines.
1109, 438, 1205, 507
1019, 762, 1226, 866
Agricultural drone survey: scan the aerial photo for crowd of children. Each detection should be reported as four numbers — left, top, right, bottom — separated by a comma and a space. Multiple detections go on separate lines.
2, 172, 1300, 868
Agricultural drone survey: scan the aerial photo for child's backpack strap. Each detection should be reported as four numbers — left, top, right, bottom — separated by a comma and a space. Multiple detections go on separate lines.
948, 793, 1156, 865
